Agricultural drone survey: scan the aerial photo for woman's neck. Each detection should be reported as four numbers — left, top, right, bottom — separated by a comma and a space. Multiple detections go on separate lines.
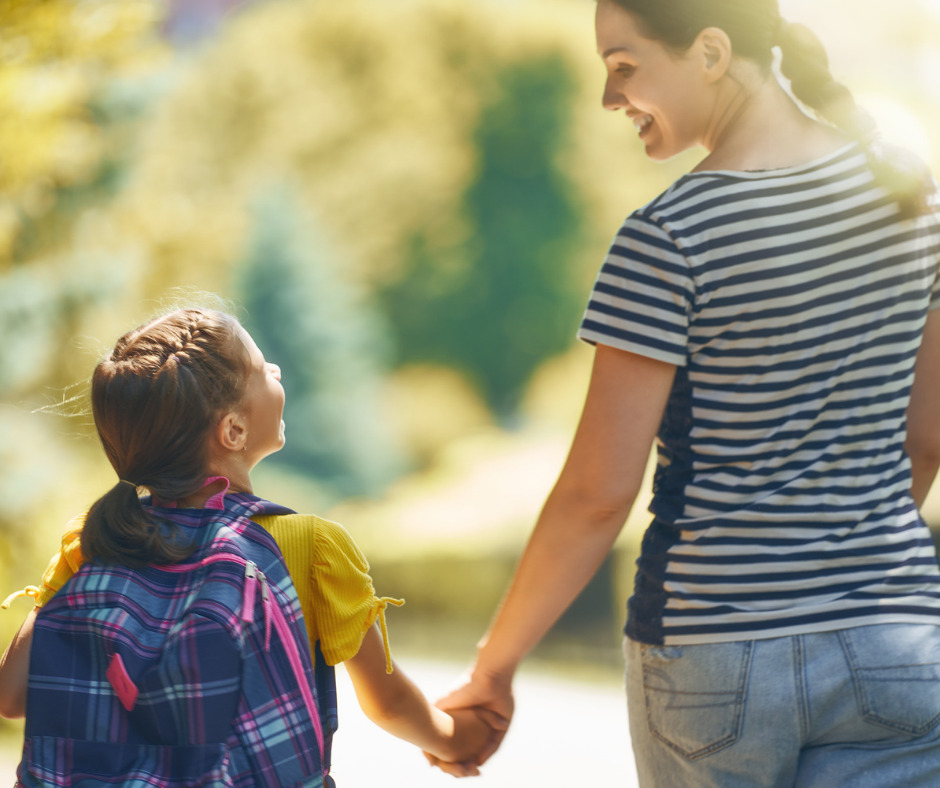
695, 68, 847, 173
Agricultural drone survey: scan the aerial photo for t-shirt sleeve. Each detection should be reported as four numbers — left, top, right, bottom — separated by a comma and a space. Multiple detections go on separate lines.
2, 514, 87, 609
312, 518, 403, 671
578, 212, 693, 366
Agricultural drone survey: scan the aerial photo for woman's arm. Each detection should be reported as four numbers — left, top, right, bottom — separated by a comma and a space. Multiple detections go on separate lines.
437, 344, 676, 761
343, 623, 497, 772
907, 309, 940, 508
0, 607, 36, 719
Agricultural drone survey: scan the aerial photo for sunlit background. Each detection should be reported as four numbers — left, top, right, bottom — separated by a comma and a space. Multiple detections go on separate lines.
2, 0, 939, 783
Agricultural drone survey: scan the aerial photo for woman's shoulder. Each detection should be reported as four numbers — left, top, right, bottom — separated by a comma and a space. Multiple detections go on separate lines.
627, 142, 872, 230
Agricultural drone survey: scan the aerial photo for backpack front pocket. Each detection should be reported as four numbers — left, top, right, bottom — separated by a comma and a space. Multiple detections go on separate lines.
19, 738, 235, 788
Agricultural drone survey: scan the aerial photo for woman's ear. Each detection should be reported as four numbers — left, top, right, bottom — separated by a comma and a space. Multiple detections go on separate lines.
696, 26, 733, 83
216, 411, 248, 453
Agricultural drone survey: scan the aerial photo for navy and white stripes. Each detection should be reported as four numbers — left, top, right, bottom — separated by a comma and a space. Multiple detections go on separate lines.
579, 144, 940, 645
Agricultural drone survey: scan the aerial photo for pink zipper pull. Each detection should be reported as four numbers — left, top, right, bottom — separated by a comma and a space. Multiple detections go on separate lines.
242, 561, 257, 623
258, 570, 273, 652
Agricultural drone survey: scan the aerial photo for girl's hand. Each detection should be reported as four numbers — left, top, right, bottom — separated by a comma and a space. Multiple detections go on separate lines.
433, 667, 514, 767
422, 705, 509, 777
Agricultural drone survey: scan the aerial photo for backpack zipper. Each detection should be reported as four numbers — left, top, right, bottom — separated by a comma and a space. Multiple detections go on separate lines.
242, 561, 258, 623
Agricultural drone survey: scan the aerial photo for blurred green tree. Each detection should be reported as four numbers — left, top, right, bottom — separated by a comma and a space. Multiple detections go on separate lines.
381, 54, 585, 415
233, 185, 403, 497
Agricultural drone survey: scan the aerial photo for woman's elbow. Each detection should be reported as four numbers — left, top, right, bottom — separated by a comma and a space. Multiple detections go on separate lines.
907, 434, 940, 475
552, 477, 639, 530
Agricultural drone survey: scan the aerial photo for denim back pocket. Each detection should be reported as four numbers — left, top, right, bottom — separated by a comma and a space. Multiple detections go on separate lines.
641, 641, 753, 760
840, 624, 940, 737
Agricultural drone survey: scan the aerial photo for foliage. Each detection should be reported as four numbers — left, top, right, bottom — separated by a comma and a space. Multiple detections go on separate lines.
0, 0, 164, 264
102, 0, 660, 419
381, 53, 586, 414
232, 185, 402, 497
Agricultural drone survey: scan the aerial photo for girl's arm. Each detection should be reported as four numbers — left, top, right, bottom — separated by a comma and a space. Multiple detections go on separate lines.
343, 623, 496, 772
0, 607, 36, 719
437, 344, 676, 762
907, 309, 940, 508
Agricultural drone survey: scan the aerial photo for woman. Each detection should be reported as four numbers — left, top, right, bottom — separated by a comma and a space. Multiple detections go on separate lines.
435, 1, 940, 785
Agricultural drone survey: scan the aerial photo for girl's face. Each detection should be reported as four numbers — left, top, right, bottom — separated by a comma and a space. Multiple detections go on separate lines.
236, 325, 286, 463
595, 0, 712, 160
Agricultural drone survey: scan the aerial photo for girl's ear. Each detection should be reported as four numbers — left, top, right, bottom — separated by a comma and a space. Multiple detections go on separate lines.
696, 27, 733, 83
216, 410, 248, 453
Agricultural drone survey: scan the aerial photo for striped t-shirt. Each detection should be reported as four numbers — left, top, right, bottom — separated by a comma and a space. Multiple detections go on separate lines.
578, 143, 940, 646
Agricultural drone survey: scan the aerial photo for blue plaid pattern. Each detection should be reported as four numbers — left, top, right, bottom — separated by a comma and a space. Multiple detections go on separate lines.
18, 494, 332, 787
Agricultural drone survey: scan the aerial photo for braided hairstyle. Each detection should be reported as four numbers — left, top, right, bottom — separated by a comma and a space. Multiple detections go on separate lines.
605, 0, 934, 217
83, 308, 251, 566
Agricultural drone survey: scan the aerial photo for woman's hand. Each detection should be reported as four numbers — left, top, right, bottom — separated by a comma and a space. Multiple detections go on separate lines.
421, 701, 509, 777
422, 665, 514, 775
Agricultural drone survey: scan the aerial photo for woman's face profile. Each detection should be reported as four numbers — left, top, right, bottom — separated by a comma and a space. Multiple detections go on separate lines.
595, 0, 711, 160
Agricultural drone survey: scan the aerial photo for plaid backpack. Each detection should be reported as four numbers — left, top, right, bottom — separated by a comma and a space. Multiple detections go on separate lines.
18, 492, 334, 787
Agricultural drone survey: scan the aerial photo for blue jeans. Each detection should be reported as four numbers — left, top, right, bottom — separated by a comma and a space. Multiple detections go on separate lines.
624, 624, 940, 787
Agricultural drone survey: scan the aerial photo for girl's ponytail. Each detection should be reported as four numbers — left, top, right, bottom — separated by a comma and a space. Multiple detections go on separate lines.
778, 20, 934, 218
83, 480, 191, 567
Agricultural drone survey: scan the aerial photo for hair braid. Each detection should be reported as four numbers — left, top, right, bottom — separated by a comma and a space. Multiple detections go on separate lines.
777, 20, 933, 218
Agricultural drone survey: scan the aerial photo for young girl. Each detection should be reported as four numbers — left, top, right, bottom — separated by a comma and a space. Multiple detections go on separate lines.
435, 1, 940, 786
0, 308, 491, 784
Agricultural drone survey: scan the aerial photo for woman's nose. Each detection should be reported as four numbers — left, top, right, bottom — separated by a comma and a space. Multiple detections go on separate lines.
602, 77, 625, 111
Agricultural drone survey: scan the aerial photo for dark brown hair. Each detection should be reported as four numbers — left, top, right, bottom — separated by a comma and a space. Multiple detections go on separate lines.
605, 0, 933, 217
82, 308, 250, 566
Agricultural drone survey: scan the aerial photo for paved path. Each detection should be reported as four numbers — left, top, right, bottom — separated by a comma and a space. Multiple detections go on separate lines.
1, 659, 638, 787
331, 658, 638, 787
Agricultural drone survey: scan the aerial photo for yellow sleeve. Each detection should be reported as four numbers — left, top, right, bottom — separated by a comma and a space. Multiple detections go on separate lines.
313, 517, 404, 672
2, 514, 87, 610
257, 514, 403, 672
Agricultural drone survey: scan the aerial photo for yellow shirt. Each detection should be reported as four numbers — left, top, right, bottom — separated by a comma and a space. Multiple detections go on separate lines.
3, 512, 403, 672
255, 513, 403, 670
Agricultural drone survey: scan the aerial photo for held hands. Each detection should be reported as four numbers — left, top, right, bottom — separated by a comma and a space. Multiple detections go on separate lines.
423, 667, 515, 777
422, 707, 502, 777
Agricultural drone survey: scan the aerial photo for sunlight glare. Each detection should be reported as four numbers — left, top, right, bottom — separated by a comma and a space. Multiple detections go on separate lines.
921, 0, 940, 17
858, 93, 933, 162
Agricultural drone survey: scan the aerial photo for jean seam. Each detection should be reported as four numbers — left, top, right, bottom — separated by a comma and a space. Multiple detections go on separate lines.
793, 634, 810, 741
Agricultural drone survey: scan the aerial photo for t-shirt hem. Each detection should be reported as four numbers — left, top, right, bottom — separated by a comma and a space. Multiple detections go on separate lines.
628, 610, 940, 647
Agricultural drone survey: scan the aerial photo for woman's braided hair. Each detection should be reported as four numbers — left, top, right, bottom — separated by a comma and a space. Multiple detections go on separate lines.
607, 0, 934, 217
83, 308, 250, 566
